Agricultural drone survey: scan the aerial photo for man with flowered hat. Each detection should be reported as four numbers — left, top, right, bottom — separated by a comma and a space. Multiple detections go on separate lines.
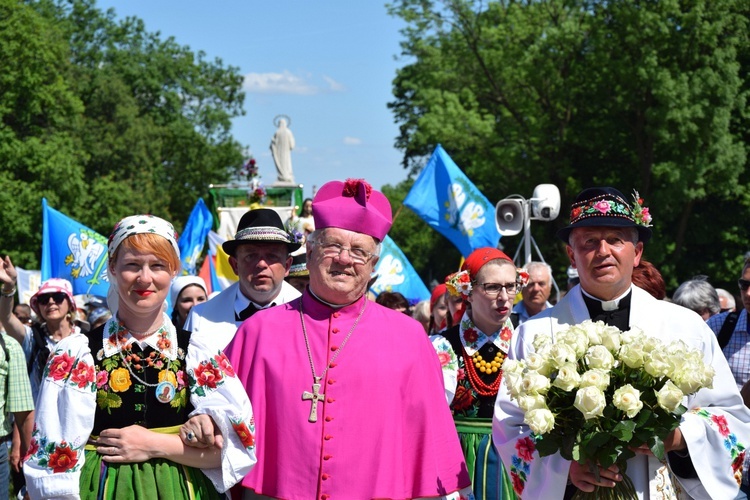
222, 179, 471, 499
493, 187, 750, 499
185, 208, 301, 351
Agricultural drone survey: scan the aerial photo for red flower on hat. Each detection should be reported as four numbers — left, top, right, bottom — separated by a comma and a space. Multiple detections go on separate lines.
343, 178, 372, 200
571, 207, 582, 220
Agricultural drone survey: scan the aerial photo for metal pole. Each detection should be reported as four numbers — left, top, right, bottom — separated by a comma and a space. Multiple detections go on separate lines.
524, 201, 532, 267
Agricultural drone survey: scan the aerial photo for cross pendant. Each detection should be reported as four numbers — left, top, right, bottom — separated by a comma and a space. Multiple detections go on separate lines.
302, 376, 325, 423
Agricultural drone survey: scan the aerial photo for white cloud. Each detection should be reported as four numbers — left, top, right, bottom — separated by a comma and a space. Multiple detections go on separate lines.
343, 137, 362, 146
243, 71, 346, 95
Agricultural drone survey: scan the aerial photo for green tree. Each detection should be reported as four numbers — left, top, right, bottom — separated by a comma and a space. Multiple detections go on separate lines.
388, 0, 749, 290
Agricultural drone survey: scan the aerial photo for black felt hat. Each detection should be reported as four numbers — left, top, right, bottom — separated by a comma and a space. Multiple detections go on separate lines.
556, 187, 653, 243
222, 208, 301, 256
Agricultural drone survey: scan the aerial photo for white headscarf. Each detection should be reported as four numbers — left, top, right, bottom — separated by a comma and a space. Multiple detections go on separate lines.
107, 215, 180, 316
170, 275, 207, 306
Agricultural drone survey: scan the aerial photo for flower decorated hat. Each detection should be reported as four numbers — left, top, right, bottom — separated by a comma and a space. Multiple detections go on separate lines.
312, 178, 392, 241
557, 187, 653, 243
223, 208, 301, 256
446, 247, 515, 300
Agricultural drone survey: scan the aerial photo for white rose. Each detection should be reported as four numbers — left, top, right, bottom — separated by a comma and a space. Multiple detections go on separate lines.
656, 381, 685, 412
600, 327, 621, 353
621, 327, 646, 345
579, 368, 611, 391
642, 336, 662, 354
526, 353, 551, 376
619, 342, 646, 368
644, 350, 670, 378
586, 345, 615, 370
574, 386, 606, 420
503, 358, 523, 375
518, 393, 548, 412
548, 343, 578, 369
701, 364, 715, 389
525, 408, 556, 435
504, 371, 524, 398
521, 371, 551, 395
553, 362, 581, 392
613, 384, 643, 418
559, 329, 589, 358
583, 320, 603, 345
672, 366, 705, 394
532, 332, 553, 351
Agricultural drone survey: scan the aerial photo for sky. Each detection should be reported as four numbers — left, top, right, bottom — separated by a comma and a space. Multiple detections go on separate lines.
95, 0, 412, 199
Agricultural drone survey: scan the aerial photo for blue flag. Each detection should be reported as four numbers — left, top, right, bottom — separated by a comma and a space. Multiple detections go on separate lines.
178, 198, 213, 276
371, 236, 430, 303
403, 144, 500, 257
41, 199, 110, 296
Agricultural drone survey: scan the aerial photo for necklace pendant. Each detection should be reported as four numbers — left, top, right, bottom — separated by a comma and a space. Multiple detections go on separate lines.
156, 380, 176, 404
302, 376, 325, 423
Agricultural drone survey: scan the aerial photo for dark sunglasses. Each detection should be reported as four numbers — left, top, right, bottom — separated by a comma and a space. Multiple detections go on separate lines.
739, 279, 750, 291
37, 292, 67, 305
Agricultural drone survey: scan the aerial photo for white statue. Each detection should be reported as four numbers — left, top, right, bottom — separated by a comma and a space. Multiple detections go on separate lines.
270, 116, 295, 183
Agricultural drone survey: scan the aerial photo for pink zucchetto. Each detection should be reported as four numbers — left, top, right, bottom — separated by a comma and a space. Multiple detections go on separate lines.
312, 179, 392, 241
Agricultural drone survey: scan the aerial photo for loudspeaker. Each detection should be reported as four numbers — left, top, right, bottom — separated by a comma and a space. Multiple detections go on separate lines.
495, 198, 524, 236
531, 184, 560, 221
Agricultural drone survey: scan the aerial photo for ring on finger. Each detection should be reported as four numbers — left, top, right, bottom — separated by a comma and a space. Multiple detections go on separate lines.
187, 431, 195, 441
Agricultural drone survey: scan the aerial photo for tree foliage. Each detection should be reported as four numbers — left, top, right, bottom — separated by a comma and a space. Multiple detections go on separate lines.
0, 0, 246, 268
388, 0, 750, 291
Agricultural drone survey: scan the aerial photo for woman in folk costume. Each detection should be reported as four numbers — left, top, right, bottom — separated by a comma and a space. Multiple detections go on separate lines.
23, 215, 256, 499
433, 247, 526, 499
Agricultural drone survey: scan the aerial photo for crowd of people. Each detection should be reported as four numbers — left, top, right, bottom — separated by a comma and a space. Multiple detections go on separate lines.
0, 182, 749, 499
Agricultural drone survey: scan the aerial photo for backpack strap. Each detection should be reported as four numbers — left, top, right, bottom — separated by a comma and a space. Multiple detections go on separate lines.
718, 311, 740, 350
0, 334, 9, 416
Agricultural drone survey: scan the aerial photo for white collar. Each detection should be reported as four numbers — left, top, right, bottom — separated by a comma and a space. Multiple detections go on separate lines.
581, 286, 633, 311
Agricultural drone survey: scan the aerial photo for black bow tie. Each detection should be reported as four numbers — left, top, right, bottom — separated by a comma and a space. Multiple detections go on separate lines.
236, 302, 276, 321
582, 292, 632, 331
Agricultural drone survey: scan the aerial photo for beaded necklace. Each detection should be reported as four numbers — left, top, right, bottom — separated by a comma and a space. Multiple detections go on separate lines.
463, 347, 504, 397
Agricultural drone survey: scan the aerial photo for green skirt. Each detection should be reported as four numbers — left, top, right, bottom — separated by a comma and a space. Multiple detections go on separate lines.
454, 417, 517, 500
80, 450, 221, 500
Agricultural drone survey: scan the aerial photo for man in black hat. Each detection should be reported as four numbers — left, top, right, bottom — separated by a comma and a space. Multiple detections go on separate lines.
185, 208, 301, 350
493, 187, 750, 499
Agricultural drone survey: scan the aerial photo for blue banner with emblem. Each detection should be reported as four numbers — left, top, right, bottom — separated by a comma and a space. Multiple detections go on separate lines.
371, 235, 429, 303
41, 198, 110, 296
403, 144, 500, 257
178, 198, 213, 276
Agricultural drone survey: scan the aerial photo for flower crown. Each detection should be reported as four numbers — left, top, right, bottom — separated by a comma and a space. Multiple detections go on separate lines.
631, 190, 653, 227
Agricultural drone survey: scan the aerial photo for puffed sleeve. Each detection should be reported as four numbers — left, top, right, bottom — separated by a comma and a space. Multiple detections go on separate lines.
23, 333, 96, 500
429, 334, 458, 405
186, 332, 256, 492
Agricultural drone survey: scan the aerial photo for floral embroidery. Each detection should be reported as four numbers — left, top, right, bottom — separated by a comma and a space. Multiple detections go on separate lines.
43, 350, 96, 392
108, 368, 131, 392
510, 436, 536, 495
214, 352, 236, 377
69, 361, 95, 389
46, 352, 77, 381
463, 328, 479, 344
96, 370, 108, 388
693, 408, 746, 486
446, 270, 473, 299
231, 416, 256, 450
569, 194, 633, 225
26, 427, 83, 474
593, 200, 611, 213
189, 351, 238, 397
158, 369, 178, 386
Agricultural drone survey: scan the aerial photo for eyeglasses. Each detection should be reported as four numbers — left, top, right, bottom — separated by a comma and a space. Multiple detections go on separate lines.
478, 282, 519, 297
37, 292, 67, 305
739, 279, 750, 291
315, 242, 375, 264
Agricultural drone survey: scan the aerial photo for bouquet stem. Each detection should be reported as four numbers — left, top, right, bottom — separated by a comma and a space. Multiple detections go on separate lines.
571, 464, 637, 500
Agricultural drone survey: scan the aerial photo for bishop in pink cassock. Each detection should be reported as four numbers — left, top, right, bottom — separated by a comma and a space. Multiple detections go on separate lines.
225, 179, 471, 500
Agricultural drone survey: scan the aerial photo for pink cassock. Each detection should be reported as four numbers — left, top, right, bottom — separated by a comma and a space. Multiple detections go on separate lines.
226, 291, 471, 500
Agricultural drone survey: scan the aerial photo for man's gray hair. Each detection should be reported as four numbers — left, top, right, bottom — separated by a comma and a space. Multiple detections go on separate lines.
525, 261, 552, 278
716, 288, 736, 311
672, 279, 721, 317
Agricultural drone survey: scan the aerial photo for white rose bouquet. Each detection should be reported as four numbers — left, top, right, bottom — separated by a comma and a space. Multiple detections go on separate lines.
505, 320, 715, 499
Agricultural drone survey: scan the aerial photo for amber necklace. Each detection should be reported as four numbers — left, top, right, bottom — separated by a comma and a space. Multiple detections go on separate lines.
299, 298, 366, 423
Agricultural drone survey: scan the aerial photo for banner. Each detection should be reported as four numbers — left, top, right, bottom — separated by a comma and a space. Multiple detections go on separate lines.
371, 236, 429, 303
15, 267, 42, 305
207, 230, 238, 291
178, 198, 213, 276
41, 199, 109, 296
403, 144, 500, 257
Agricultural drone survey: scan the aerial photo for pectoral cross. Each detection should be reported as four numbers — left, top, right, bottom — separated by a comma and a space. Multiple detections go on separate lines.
302, 377, 325, 423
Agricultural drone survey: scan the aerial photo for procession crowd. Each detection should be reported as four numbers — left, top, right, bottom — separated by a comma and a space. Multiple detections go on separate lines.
0, 181, 748, 500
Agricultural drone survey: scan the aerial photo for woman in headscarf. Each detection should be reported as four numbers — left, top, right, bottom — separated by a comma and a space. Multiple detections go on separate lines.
433, 247, 526, 500
0, 267, 79, 400
23, 215, 256, 499
170, 276, 208, 330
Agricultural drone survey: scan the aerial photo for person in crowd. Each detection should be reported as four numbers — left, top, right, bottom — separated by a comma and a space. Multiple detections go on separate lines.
411, 299, 431, 333
630, 259, 667, 300
0, 285, 34, 499
287, 197, 315, 243
434, 247, 524, 499
672, 276, 721, 320
285, 252, 310, 293
708, 258, 750, 395
186, 179, 471, 498
494, 187, 750, 499
185, 208, 301, 351
511, 261, 552, 327
12, 303, 33, 327
87, 306, 112, 330
717, 287, 737, 313
566, 265, 580, 290
429, 283, 449, 333
23, 214, 256, 499
0, 267, 80, 400
445, 276, 466, 327
375, 290, 411, 314
170, 275, 208, 330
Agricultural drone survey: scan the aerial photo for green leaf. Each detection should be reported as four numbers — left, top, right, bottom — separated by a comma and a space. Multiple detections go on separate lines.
649, 435, 666, 461
612, 420, 636, 442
